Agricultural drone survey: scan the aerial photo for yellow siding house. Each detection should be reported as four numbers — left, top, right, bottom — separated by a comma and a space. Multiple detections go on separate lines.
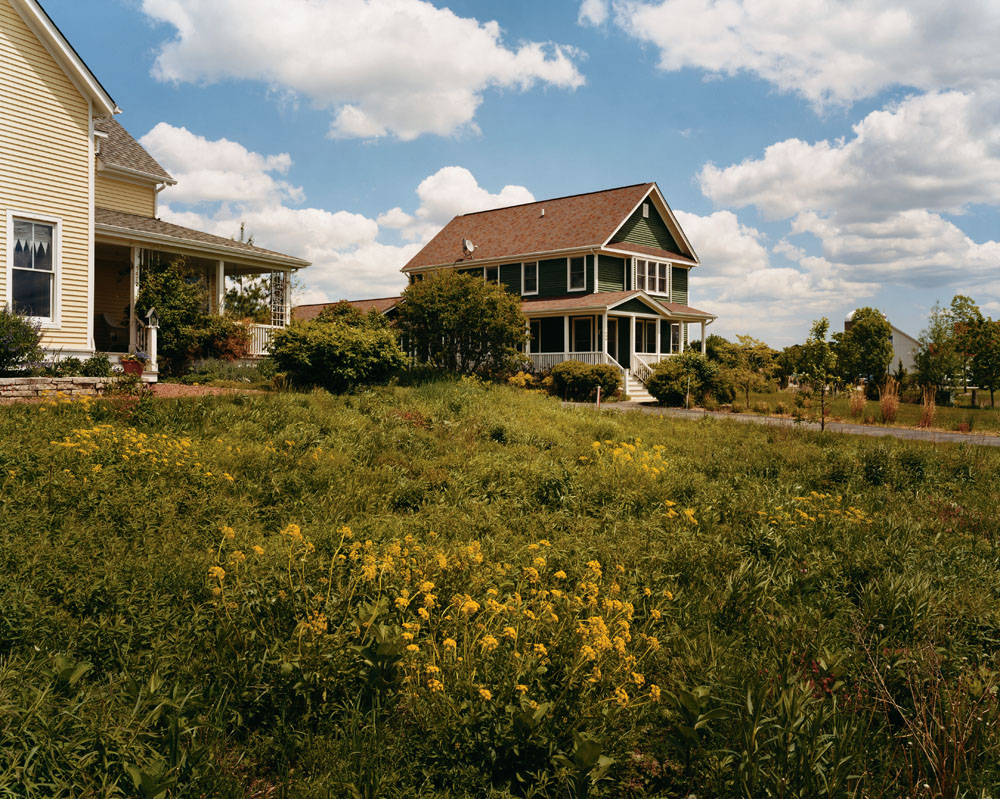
0, 0, 310, 377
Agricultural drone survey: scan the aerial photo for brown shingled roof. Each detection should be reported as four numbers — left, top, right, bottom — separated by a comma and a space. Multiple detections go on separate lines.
95, 207, 309, 267
294, 297, 401, 321
403, 183, 654, 271
522, 291, 715, 318
605, 241, 698, 265
94, 117, 175, 183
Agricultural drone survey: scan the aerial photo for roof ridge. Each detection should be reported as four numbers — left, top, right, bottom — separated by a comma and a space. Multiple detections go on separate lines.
458, 182, 653, 217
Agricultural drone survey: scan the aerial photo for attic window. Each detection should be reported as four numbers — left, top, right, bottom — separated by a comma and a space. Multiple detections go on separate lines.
642, 203, 650, 218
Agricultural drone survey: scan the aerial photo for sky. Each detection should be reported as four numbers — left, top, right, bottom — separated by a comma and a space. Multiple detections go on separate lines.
42, 0, 1000, 346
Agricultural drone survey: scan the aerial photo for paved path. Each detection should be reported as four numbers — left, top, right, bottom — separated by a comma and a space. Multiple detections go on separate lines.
570, 402, 1000, 448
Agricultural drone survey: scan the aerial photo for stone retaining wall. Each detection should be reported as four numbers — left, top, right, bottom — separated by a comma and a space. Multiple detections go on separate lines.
0, 376, 115, 400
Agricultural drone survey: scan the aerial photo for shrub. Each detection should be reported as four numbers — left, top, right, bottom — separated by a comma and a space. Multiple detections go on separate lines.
646, 352, 721, 406
189, 316, 250, 361
270, 320, 405, 393
731, 402, 744, 414
919, 386, 936, 428
879, 377, 900, 423
81, 353, 113, 377
752, 401, 770, 415
0, 307, 42, 375
849, 387, 866, 419
774, 401, 789, 415
550, 361, 620, 402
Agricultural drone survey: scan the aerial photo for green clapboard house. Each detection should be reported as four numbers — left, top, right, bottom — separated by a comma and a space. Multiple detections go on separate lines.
399, 182, 717, 399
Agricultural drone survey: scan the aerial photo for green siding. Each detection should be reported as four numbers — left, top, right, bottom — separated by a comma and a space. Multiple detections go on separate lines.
537, 258, 566, 297
615, 298, 657, 315
539, 316, 564, 352
611, 202, 681, 253
598, 255, 625, 292
671, 266, 688, 305
500, 263, 521, 294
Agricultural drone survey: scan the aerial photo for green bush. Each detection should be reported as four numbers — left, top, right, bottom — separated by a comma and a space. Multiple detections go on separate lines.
54, 356, 83, 376
189, 316, 251, 361
550, 360, 620, 401
82, 353, 113, 377
0, 307, 42, 375
647, 352, 726, 406
270, 320, 405, 393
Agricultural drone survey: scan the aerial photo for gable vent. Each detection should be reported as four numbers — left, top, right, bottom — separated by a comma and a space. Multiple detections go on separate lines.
642, 203, 650, 218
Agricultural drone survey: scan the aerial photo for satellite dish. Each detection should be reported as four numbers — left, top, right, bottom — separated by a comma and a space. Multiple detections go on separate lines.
462, 238, 476, 255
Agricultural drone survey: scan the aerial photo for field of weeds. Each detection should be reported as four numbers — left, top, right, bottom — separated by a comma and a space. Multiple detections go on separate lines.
2, 380, 999, 797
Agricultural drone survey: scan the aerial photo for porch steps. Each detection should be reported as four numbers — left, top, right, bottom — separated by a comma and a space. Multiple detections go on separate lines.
624, 373, 655, 403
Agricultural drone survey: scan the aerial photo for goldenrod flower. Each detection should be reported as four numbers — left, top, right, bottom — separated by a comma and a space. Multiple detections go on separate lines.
281, 523, 303, 541
649, 684, 661, 701
252, 545, 265, 556
533, 643, 548, 657
480, 635, 499, 652
614, 687, 629, 707
478, 688, 492, 701
405, 644, 419, 654
221, 526, 235, 540
418, 580, 435, 593
208, 566, 226, 582
502, 626, 517, 640
650, 609, 662, 620
418, 607, 430, 621
443, 638, 457, 650
459, 598, 480, 615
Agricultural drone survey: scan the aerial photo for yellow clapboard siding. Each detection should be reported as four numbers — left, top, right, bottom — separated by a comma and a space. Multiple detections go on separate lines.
95, 174, 156, 217
0, 0, 91, 351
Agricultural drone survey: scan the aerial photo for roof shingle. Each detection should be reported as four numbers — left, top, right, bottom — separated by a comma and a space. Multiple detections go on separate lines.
95, 207, 309, 267
522, 290, 715, 318
294, 297, 401, 321
94, 117, 174, 183
403, 183, 654, 271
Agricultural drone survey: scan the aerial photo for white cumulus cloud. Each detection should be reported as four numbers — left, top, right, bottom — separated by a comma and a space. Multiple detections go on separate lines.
142, 0, 584, 140
142, 124, 533, 303
604, 0, 1000, 108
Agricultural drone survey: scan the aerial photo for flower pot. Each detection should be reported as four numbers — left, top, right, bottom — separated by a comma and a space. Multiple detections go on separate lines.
121, 360, 144, 376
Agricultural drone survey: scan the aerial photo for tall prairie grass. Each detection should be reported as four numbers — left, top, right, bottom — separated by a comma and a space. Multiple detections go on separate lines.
1, 381, 999, 797
879, 377, 900, 423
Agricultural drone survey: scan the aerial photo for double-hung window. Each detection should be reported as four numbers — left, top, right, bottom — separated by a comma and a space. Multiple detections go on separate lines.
658, 263, 668, 294
485, 266, 499, 284
10, 216, 57, 323
568, 256, 586, 291
522, 261, 538, 295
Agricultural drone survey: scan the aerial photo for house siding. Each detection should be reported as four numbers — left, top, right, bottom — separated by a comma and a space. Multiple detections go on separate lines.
0, 0, 92, 352
537, 258, 566, 297
615, 298, 657, 315
610, 201, 681, 254
95, 174, 155, 217
500, 263, 521, 294
598, 254, 625, 292
671, 266, 688, 305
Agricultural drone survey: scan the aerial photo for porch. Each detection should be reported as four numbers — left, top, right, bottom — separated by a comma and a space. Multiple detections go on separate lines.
524, 310, 710, 396
93, 243, 295, 376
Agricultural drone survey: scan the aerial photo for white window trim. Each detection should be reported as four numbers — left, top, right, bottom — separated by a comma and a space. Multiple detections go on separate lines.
5, 210, 62, 329
521, 261, 538, 295
567, 255, 586, 292
483, 265, 500, 285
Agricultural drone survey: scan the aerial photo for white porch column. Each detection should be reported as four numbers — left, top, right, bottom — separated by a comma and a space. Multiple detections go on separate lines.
147, 325, 158, 374
283, 271, 292, 327
701, 321, 707, 354
128, 247, 140, 352
629, 315, 636, 368
563, 315, 570, 360
592, 253, 598, 294
680, 323, 686, 353
215, 261, 226, 315
655, 319, 661, 362
602, 312, 608, 356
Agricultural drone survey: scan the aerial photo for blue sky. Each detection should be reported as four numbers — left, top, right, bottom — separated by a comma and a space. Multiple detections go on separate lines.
44, 0, 1000, 346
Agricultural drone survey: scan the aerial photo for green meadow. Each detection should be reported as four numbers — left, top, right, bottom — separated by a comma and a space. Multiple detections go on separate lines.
2, 381, 999, 797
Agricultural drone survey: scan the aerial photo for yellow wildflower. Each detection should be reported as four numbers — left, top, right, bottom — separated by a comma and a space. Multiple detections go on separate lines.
480, 635, 499, 653
208, 566, 226, 582
281, 523, 303, 541
418, 607, 430, 621
405, 644, 419, 654
419, 580, 435, 593
478, 688, 492, 702
615, 687, 629, 707
428, 679, 444, 692
533, 643, 548, 657
649, 684, 662, 701
252, 545, 265, 556
443, 638, 457, 650
221, 526, 235, 540
515, 683, 528, 694
460, 598, 480, 615
502, 626, 517, 640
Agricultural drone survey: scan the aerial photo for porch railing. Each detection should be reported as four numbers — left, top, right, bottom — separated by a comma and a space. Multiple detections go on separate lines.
247, 324, 282, 357
527, 351, 609, 371
631, 356, 654, 385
